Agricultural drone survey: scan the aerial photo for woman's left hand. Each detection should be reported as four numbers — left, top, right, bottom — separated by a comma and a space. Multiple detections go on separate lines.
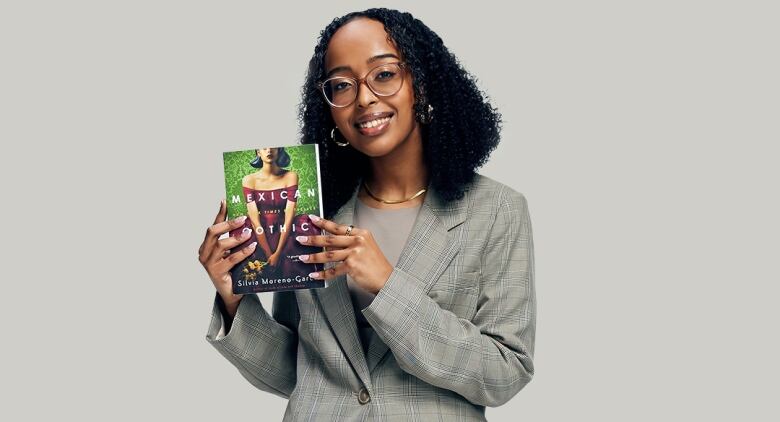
296, 215, 393, 294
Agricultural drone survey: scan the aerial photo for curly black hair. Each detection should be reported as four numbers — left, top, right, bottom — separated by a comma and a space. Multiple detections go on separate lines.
297, 8, 502, 219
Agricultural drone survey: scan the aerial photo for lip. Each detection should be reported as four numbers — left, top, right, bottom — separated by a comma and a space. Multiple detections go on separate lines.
354, 111, 394, 125
355, 113, 393, 137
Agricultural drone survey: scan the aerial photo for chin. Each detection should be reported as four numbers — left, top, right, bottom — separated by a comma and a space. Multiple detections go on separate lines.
351, 136, 403, 158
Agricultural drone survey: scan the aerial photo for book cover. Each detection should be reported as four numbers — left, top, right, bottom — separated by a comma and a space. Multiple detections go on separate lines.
223, 144, 326, 294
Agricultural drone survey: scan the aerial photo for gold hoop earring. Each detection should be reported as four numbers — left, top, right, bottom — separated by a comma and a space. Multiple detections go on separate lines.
331, 127, 349, 147
415, 100, 434, 124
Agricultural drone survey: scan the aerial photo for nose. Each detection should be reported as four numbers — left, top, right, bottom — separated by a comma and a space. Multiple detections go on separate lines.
355, 79, 378, 108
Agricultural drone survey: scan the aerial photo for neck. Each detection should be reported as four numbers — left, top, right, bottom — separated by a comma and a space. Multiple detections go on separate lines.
364, 128, 428, 202
260, 163, 278, 176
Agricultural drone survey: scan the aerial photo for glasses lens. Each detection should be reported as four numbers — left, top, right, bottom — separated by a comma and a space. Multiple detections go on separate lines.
367, 64, 403, 96
323, 78, 356, 107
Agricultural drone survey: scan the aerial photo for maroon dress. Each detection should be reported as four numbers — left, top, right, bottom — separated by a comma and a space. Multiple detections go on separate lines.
230, 184, 322, 278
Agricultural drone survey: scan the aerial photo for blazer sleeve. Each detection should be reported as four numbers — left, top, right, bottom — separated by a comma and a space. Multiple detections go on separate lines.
362, 188, 536, 407
205, 290, 300, 398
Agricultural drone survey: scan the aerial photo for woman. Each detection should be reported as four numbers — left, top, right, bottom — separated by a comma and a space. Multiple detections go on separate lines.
231, 147, 316, 279
198, 8, 536, 421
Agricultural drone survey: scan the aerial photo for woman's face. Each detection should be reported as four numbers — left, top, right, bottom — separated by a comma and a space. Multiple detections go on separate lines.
324, 17, 420, 158
257, 148, 277, 164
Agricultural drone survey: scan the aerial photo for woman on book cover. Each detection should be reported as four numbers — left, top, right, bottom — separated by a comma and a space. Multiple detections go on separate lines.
233, 147, 318, 278
199, 8, 536, 421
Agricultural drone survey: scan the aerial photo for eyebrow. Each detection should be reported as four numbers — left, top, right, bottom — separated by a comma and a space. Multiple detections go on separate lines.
325, 53, 400, 78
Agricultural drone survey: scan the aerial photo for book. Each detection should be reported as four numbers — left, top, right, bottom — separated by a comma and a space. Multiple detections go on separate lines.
223, 144, 326, 294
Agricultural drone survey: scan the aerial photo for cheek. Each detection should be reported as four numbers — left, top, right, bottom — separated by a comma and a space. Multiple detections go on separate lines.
331, 109, 351, 129
392, 92, 416, 126
396, 84, 416, 118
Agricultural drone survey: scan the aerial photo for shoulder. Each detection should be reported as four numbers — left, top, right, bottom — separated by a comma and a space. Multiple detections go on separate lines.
465, 173, 529, 215
283, 170, 299, 185
242, 174, 255, 187
462, 174, 532, 246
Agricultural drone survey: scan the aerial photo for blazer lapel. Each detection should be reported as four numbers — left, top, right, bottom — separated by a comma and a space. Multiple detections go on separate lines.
365, 179, 469, 372
313, 182, 372, 388
315, 178, 470, 377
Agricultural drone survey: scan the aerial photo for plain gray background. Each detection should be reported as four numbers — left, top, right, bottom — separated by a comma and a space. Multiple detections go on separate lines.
2, 1, 778, 420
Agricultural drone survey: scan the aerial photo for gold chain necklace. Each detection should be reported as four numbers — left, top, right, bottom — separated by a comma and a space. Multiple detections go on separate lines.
362, 180, 427, 204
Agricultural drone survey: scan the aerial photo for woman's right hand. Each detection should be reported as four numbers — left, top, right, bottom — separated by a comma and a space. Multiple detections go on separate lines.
198, 199, 257, 314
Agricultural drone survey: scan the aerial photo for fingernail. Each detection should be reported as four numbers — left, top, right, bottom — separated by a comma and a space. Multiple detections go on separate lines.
241, 227, 251, 237
299, 254, 309, 262
308, 272, 319, 278
308, 214, 320, 222
247, 241, 257, 249
296, 236, 307, 243
236, 215, 247, 224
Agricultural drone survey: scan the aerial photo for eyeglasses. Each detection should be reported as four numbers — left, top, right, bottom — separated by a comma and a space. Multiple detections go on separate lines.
318, 62, 407, 108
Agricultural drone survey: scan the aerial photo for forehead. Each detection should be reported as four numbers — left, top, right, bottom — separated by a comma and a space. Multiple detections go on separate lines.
324, 18, 399, 73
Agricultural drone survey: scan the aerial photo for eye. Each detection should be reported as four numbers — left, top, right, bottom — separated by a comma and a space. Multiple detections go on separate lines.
375, 70, 396, 80
330, 79, 354, 92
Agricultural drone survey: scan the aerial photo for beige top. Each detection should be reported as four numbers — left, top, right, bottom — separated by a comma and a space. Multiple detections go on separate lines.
347, 197, 422, 353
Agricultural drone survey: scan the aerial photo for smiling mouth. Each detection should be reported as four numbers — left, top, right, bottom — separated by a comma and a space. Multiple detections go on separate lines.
354, 113, 394, 129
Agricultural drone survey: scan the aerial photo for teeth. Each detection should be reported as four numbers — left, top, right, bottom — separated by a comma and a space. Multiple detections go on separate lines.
358, 116, 391, 129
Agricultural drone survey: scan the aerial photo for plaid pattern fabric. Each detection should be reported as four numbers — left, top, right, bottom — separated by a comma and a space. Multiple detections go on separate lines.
205, 174, 536, 421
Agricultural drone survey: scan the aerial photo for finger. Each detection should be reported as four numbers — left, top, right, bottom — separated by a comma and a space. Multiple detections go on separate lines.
198, 217, 246, 265
296, 234, 356, 248
199, 199, 225, 260
299, 248, 350, 265
214, 241, 257, 273
209, 227, 255, 264
309, 262, 347, 280
213, 198, 227, 225
205, 215, 248, 246
309, 215, 360, 237
201, 199, 227, 254
200, 211, 248, 264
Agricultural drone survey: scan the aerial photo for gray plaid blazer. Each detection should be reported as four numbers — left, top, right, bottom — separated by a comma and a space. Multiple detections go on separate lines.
205, 173, 536, 421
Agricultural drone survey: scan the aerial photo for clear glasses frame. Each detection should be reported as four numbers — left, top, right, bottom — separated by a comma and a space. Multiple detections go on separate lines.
318, 61, 408, 108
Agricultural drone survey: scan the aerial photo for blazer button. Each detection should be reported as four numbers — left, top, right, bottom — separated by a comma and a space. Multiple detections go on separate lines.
357, 387, 371, 405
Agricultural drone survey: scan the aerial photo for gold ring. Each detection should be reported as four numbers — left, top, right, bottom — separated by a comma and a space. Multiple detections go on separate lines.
345, 224, 354, 236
